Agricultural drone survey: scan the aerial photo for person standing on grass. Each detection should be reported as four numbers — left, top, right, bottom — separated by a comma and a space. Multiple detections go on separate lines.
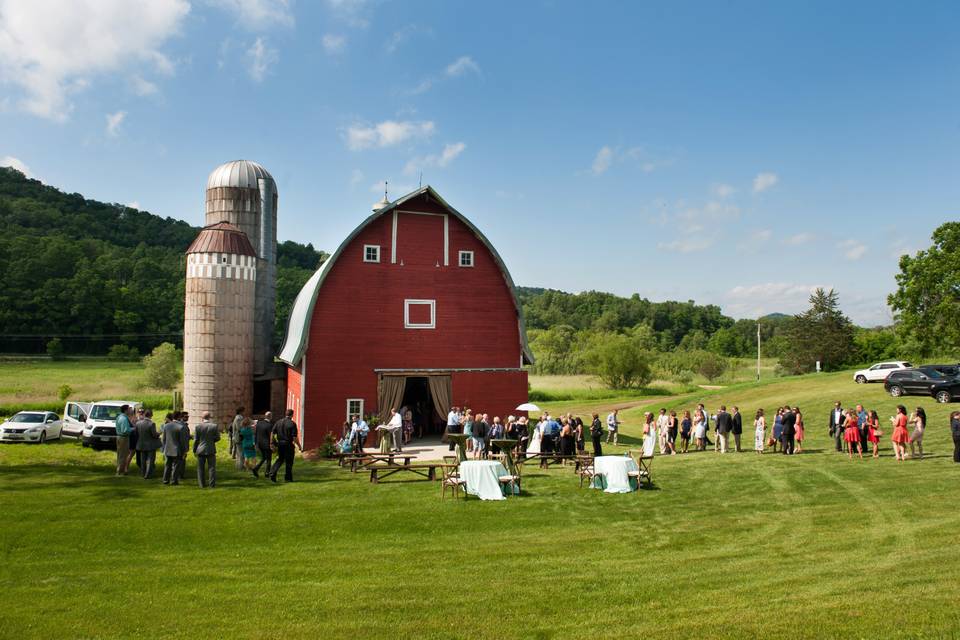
590, 413, 603, 456
446, 406, 462, 451
697, 404, 714, 449
793, 407, 805, 453
780, 405, 796, 455
731, 406, 743, 452
679, 410, 692, 453
856, 404, 869, 450
269, 409, 302, 483
231, 407, 246, 471
844, 409, 862, 459
666, 410, 678, 455
177, 411, 191, 482
192, 412, 220, 488
251, 412, 274, 478
950, 411, 960, 463
463, 411, 475, 454
909, 407, 926, 459
160, 413, 181, 485
126, 407, 143, 474
656, 408, 670, 454
867, 410, 881, 458
693, 408, 706, 451
575, 416, 585, 454
771, 407, 783, 453
238, 417, 258, 472
891, 405, 909, 461
714, 406, 731, 454
641, 412, 656, 456
114, 404, 133, 476
472, 414, 488, 460
606, 410, 620, 446
754, 408, 766, 454
135, 409, 161, 479
829, 401, 845, 453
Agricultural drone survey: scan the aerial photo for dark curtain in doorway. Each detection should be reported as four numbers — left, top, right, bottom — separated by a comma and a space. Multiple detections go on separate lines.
428, 375, 452, 441
378, 375, 406, 421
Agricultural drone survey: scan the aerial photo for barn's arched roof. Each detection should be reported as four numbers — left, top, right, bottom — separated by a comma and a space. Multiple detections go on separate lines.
278, 185, 534, 366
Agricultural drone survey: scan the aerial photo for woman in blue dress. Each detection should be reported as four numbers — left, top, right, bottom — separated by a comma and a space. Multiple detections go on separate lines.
239, 418, 258, 471
771, 408, 783, 453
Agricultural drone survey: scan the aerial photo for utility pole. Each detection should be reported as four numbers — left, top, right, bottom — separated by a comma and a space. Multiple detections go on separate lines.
756, 320, 761, 381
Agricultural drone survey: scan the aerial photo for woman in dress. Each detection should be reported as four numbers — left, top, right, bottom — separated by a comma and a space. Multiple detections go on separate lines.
642, 412, 656, 455
867, 409, 881, 458
402, 407, 414, 445
793, 407, 804, 453
526, 416, 542, 456
574, 416, 585, 453
754, 408, 765, 454
559, 418, 576, 456
891, 405, 910, 461
239, 418, 258, 471
693, 409, 706, 451
679, 410, 692, 453
666, 410, 678, 455
843, 409, 862, 459
590, 413, 603, 457
909, 406, 926, 459
463, 411, 474, 454
771, 408, 783, 453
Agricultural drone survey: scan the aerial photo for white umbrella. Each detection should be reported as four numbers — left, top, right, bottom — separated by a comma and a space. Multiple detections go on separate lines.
515, 402, 541, 412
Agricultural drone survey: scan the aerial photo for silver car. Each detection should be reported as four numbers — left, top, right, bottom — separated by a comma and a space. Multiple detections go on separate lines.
0, 411, 63, 443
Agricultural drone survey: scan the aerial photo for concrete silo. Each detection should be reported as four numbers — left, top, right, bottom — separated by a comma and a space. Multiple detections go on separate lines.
183, 222, 257, 427
204, 160, 277, 380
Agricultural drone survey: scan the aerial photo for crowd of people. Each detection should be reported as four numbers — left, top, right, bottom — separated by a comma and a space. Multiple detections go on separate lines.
112, 405, 302, 487
827, 401, 932, 461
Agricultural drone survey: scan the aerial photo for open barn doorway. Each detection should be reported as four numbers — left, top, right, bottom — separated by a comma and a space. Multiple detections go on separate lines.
401, 377, 436, 437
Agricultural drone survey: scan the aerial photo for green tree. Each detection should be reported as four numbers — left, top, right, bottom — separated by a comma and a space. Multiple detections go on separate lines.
779, 288, 855, 374
46, 338, 64, 360
888, 222, 960, 356
142, 342, 181, 390
698, 352, 728, 382
584, 333, 653, 389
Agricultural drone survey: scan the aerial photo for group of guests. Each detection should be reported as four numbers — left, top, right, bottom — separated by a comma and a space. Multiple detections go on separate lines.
444, 407, 533, 459
113, 404, 301, 487
829, 401, 929, 461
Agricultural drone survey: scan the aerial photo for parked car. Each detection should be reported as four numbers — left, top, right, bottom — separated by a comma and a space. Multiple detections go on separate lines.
0, 411, 63, 443
921, 363, 960, 379
884, 368, 959, 403
62, 401, 93, 438
853, 361, 912, 384
80, 400, 141, 451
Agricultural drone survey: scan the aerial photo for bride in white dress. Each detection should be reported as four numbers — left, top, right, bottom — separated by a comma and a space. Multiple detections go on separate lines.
526, 418, 543, 456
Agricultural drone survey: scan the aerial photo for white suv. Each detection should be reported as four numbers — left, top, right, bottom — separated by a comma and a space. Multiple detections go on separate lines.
853, 361, 912, 384
80, 400, 141, 450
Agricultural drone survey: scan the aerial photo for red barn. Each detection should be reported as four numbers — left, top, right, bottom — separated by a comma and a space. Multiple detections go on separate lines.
278, 186, 534, 448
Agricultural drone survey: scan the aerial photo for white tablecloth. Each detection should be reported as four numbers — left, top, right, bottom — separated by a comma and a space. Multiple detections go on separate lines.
592, 455, 638, 493
459, 460, 511, 500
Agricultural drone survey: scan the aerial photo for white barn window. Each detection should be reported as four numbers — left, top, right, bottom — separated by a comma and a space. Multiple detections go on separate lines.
364, 245, 381, 263
346, 398, 364, 421
404, 299, 436, 329
458, 250, 474, 267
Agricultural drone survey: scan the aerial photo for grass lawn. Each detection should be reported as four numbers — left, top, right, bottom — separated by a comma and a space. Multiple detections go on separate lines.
1, 371, 959, 639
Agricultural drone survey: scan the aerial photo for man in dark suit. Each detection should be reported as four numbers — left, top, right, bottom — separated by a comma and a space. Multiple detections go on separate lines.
161, 414, 182, 485
135, 409, 162, 479
714, 406, 732, 453
781, 406, 796, 455
251, 411, 273, 478
193, 412, 221, 488
828, 401, 845, 452
731, 406, 743, 452
269, 409, 301, 483
177, 411, 191, 482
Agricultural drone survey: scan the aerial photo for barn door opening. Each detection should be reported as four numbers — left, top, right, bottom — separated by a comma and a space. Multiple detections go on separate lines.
400, 377, 434, 437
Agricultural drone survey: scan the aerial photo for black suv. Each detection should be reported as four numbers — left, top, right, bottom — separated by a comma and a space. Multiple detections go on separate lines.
921, 363, 960, 378
884, 367, 960, 403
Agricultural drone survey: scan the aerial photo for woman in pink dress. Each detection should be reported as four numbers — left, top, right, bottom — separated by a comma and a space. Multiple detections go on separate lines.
794, 407, 804, 453
844, 409, 862, 459
867, 410, 881, 459
891, 405, 910, 461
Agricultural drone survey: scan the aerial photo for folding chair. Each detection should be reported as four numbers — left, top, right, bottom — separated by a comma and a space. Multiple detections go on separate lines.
627, 449, 654, 489
440, 460, 466, 499
497, 459, 522, 495
576, 455, 596, 488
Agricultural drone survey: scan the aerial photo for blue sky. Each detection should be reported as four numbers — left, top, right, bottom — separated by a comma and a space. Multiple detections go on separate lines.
2, 0, 958, 325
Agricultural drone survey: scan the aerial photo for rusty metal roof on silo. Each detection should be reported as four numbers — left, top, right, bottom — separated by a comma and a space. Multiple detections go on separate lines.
186, 222, 257, 256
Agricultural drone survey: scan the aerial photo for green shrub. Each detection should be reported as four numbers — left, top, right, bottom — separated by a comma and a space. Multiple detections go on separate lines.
107, 344, 140, 361
46, 338, 64, 361
57, 384, 73, 402
584, 333, 653, 389
698, 352, 728, 382
142, 343, 181, 390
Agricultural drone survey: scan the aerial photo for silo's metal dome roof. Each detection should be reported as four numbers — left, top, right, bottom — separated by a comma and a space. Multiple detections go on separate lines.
186, 222, 257, 256
206, 160, 275, 191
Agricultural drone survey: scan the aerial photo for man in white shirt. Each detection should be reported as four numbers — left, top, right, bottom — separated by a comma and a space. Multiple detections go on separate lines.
606, 410, 620, 445
656, 408, 670, 454
351, 414, 369, 451
446, 406, 462, 451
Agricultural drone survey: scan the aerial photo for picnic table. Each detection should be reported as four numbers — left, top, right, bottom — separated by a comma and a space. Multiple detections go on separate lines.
518, 453, 576, 468
591, 455, 638, 493
459, 460, 516, 500
369, 462, 440, 483
349, 452, 415, 472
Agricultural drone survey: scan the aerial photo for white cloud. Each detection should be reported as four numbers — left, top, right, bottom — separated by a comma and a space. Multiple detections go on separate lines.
725, 282, 825, 318
446, 56, 480, 77
591, 146, 613, 175
247, 37, 278, 82
325, 0, 370, 28
753, 172, 779, 193
657, 237, 715, 253
838, 239, 867, 261
129, 75, 159, 97
105, 110, 126, 137
345, 120, 435, 150
786, 232, 815, 245
208, 0, 294, 28
712, 183, 736, 199
749, 229, 773, 243
404, 142, 466, 175
385, 24, 431, 53
1, 155, 32, 177
0, 0, 188, 121
126, 200, 141, 209
321, 33, 347, 54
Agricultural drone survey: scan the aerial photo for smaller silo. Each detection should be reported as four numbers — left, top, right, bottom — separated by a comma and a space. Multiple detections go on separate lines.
183, 222, 257, 428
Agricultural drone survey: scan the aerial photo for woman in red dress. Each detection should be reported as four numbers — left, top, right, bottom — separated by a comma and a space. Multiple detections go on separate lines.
867, 409, 881, 459
891, 404, 910, 461
843, 409, 862, 459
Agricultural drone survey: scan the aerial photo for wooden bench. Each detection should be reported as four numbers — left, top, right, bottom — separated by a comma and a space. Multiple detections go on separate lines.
350, 453, 415, 472
369, 463, 441, 483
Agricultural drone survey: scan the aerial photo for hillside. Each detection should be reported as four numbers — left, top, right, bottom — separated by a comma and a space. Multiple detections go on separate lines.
0, 167, 325, 355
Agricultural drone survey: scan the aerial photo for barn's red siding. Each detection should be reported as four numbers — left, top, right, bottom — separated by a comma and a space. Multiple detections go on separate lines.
292, 193, 528, 448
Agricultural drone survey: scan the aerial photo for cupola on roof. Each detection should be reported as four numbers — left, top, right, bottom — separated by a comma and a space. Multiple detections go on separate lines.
186, 222, 257, 256
206, 160, 275, 191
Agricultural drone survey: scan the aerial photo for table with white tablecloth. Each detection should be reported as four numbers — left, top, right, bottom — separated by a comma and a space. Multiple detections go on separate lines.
591, 455, 639, 493
458, 460, 517, 500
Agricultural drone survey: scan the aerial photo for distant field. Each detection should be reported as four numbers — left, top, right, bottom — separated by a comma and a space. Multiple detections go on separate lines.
1, 369, 958, 639
0, 357, 179, 416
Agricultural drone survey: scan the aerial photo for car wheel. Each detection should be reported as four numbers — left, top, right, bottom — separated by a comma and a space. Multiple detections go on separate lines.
39, 431, 47, 444
936, 390, 952, 404
889, 385, 904, 397
855, 375, 867, 384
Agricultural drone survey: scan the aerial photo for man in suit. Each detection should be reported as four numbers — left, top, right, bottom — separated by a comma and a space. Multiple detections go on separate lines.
781, 406, 797, 455
828, 401, 845, 453
269, 409, 301, 483
177, 411, 191, 482
731, 406, 743, 452
193, 412, 221, 488
134, 409, 162, 479
161, 414, 182, 485
251, 411, 274, 478
714, 406, 732, 453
